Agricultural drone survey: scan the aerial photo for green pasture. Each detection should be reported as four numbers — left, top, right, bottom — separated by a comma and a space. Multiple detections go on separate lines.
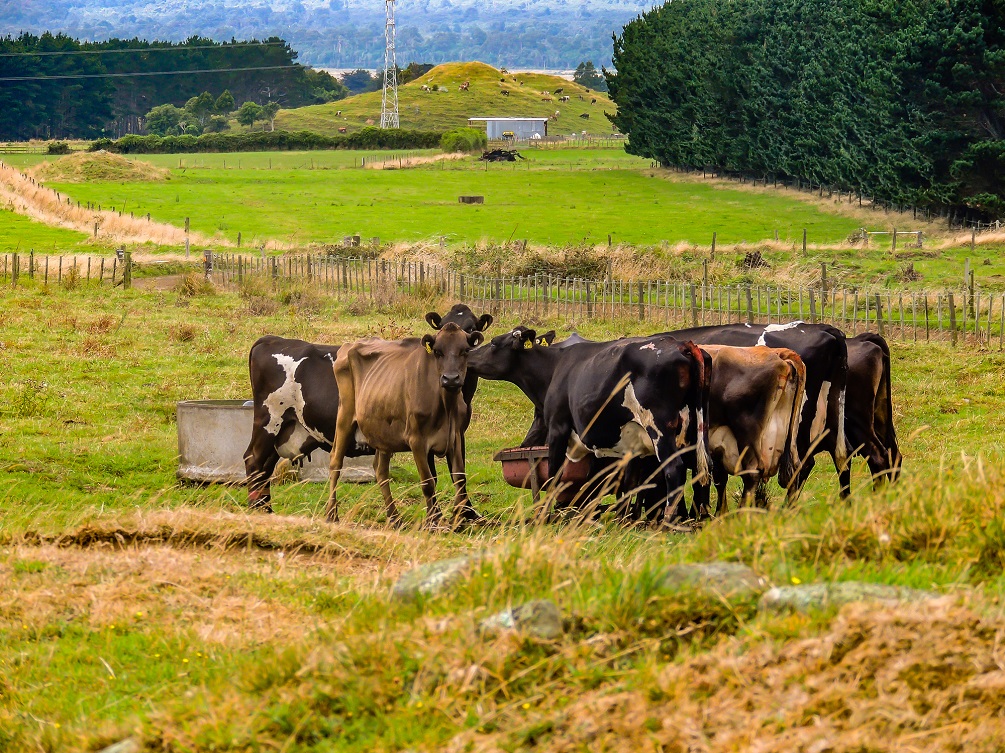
0, 207, 94, 254
31, 149, 862, 247
2, 281, 1005, 751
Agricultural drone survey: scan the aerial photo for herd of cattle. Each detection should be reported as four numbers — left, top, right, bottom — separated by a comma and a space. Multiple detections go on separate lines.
244, 304, 901, 528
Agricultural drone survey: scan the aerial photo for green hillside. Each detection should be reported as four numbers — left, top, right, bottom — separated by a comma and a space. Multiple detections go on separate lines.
276, 61, 618, 137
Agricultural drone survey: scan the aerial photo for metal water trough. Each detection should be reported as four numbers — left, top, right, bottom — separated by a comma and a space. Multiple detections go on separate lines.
176, 400, 374, 484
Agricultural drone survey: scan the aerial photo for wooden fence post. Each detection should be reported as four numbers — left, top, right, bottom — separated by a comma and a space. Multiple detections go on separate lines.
802, 228, 807, 255
875, 293, 884, 336
745, 286, 754, 324
948, 292, 957, 346
123, 251, 132, 290
638, 281, 645, 321
204, 250, 213, 280
809, 288, 817, 323
28, 250, 33, 280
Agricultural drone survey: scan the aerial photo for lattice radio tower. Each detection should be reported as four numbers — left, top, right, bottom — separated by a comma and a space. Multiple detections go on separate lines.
380, 0, 399, 129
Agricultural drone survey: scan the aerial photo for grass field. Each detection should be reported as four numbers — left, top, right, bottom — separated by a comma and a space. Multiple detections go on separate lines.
3, 279, 1005, 751
277, 62, 618, 136
0, 206, 92, 253
22, 149, 864, 249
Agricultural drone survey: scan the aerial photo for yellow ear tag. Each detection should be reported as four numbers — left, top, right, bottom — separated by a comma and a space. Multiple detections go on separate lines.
424, 342, 433, 354
539, 339, 549, 347
523, 339, 533, 349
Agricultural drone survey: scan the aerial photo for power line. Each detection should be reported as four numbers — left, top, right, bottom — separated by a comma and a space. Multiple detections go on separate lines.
0, 64, 300, 82
0, 42, 286, 58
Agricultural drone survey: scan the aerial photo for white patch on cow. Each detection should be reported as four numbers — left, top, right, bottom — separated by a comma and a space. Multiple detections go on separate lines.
695, 407, 711, 481
566, 422, 656, 462
709, 425, 740, 473
810, 380, 831, 444
675, 407, 690, 448
639, 342, 659, 353
263, 353, 326, 443
835, 384, 849, 469
623, 382, 664, 455
276, 423, 313, 459
756, 320, 805, 346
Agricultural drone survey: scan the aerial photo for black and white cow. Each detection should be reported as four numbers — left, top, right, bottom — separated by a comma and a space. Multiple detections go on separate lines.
469, 327, 713, 521
243, 304, 492, 512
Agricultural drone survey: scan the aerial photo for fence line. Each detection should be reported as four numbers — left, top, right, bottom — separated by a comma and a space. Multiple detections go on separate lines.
4, 250, 1005, 348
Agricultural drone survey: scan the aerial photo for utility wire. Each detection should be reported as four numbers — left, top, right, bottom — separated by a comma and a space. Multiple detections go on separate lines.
0, 64, 300, 82
0, 42, 287, 57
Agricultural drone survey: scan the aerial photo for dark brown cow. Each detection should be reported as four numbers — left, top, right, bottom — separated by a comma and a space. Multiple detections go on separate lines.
700, 345, 806, 510
844, 333, 901, 488
326, 323, 483, 526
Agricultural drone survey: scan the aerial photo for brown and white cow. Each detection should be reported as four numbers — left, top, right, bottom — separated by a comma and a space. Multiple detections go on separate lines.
699, 345, 806, 510
326, 323, 484, 527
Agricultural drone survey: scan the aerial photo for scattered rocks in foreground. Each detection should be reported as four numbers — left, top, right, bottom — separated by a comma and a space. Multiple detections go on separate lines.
478, 599, 564, 640
97, 740, 140, 753
759, 581, 941, 614
391, 554, 481, 602
657, 562, 771, 600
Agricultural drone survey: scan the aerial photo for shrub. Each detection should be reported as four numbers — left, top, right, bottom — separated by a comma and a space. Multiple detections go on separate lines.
440, 127, 488, 153
46, 141, 71, 155
90, 128, 444, 154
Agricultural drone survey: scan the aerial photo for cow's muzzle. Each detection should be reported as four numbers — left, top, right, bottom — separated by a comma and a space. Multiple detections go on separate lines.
440, 374, 463, 391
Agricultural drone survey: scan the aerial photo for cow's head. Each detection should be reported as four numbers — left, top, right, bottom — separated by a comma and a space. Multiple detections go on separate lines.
425, 304, 493, 335
468, 326, 554, 380
420, 322, 484, 392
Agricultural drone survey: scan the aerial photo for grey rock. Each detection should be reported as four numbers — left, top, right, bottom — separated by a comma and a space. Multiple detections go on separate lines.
392, 555, 478, 602
658, 562, 770, 600
479, 599, 564, 640
97, 740, 140, 753
759, 581, 940, 614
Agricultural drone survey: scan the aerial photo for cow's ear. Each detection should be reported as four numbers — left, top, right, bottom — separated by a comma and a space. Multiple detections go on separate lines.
476, 313, 493, 332
516, 328, 537, 349
467, 331, 484, 347
537, 330, 556, 346
425, 312, 443, 330
421, 334, 436, 354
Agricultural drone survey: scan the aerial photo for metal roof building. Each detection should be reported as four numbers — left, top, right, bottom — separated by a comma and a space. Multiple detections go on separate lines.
468, 117, 548, 140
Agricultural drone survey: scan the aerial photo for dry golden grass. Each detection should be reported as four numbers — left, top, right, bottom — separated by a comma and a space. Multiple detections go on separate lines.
0, 159, 214, 247
29, 151, 169, 183
364, 152, 470, 170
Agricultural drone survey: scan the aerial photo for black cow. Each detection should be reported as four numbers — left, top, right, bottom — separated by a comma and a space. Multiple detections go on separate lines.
469, 327, 712, 521
846, 333, 901, 488
244, 304, 492, 512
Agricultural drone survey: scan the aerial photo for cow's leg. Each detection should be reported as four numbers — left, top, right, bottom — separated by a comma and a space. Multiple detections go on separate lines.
692, 461, 712, 521
244, 425, 281, 513
374, 450, 400, 526
325, 419, 355, 524
837, 459, 852, 498
411, 446, 441, 528
712, 464, 729, 516
740, 472, 759, 509
446, 440, 481, 526
543, 427, 574, 522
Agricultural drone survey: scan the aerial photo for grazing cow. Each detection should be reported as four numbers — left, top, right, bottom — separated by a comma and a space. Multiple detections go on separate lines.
459, 81, 470, 91
326, 323, 484, 526
845, 333, 901, 487
591, 98, 597, 104
469, 328, 712, 520
699, 346, 806, 509
420, 85, 431, 92
559, 95, 570, 102
500, 90, 510, 97
554, 87, 564, 94
338, 127, 347, 134
542, 97, 553, 102
580, 113, 590, 119
666, 322, 849, 496
542, 90, 550, 95
243, 305, 492, 512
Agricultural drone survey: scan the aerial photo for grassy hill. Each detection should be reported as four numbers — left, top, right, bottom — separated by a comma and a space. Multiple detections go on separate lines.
276, 61, 618, 137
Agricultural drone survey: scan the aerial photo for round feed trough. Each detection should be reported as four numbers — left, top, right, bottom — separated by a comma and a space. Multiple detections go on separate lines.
493, 445, 591, 503
176, 400, 374, 484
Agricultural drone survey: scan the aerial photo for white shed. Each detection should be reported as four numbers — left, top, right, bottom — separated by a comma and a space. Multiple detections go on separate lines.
467, 117, 549, 140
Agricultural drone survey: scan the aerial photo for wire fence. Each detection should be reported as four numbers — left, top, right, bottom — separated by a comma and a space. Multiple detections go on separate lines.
3, 250, 1003, 348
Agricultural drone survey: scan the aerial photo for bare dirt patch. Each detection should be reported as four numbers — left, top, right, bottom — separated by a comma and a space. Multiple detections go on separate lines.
29, 151, 170, 183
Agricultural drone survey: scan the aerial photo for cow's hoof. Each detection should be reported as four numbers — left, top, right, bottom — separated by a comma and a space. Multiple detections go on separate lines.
249, 502, 274, 514
386, 514, 405, 529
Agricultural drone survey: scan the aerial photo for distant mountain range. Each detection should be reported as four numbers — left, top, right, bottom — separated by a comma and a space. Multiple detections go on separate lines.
2, 0, 653, 68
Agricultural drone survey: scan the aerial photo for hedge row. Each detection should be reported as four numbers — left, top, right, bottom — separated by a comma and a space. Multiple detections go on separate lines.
88, 128, 445, 154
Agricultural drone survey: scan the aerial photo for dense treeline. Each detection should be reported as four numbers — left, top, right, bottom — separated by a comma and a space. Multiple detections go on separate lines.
608, 0, 1005, 219
88, 128, 444, 154
0, 33, 345, 140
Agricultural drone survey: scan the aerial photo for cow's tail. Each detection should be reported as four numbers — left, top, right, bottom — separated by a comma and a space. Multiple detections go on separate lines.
682, 341, 713, 485
777, 349, 807, 485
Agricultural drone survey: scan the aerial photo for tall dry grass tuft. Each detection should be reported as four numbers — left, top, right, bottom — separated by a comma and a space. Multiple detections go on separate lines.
364, 152, 469, 170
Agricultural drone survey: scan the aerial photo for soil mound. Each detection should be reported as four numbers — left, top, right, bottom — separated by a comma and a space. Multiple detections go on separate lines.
31, 151, 169, 183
